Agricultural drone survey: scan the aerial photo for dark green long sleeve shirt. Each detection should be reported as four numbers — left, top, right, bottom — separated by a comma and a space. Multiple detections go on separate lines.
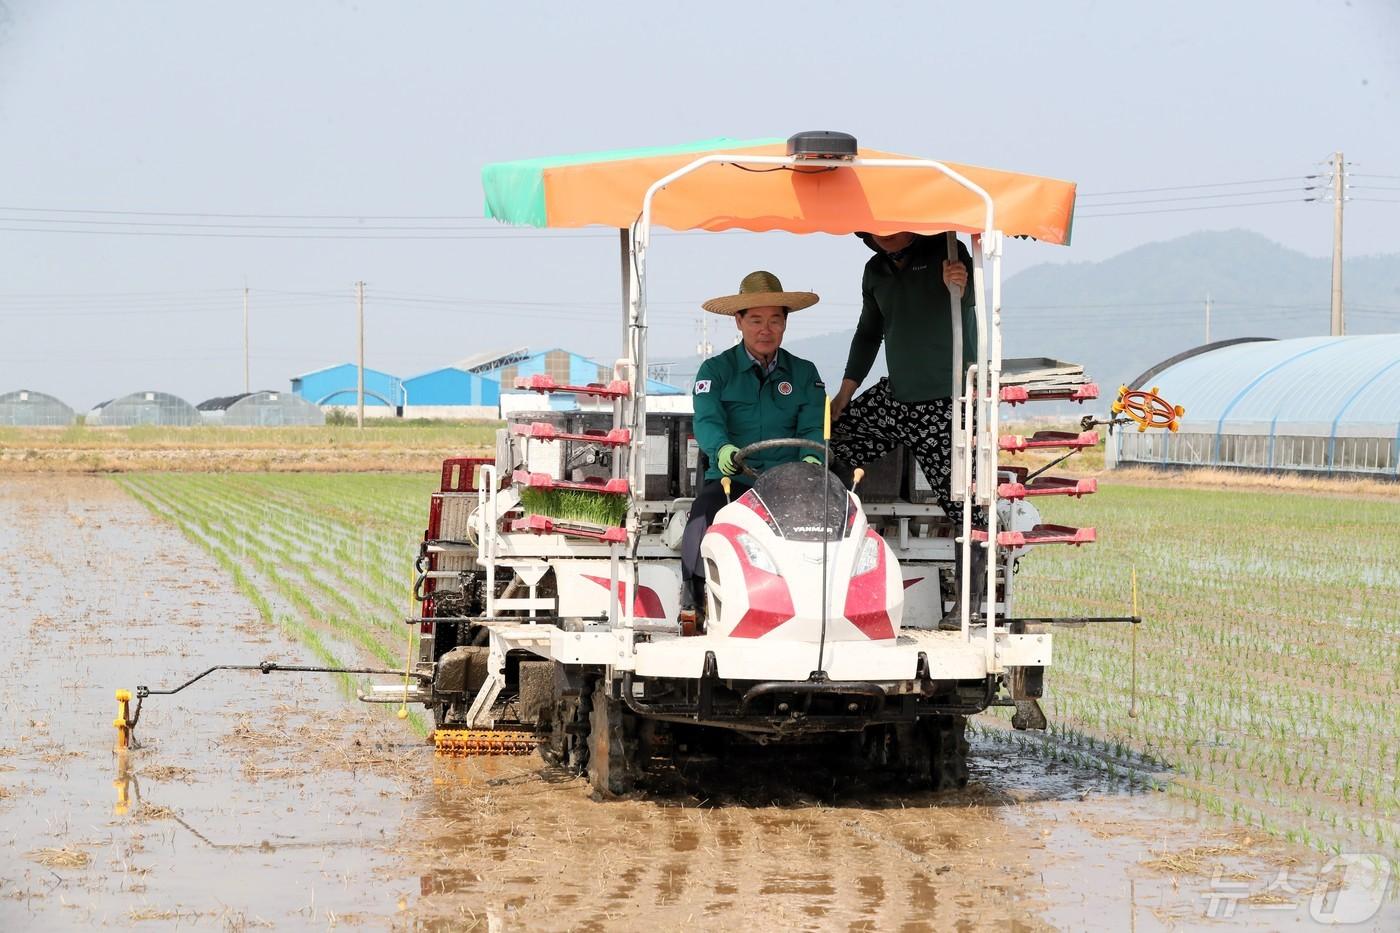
842, 236, 978, 404
692, 344, 826, 481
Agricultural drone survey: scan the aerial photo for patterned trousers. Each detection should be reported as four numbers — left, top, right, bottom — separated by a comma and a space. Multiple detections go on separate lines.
831, 378, 985, 527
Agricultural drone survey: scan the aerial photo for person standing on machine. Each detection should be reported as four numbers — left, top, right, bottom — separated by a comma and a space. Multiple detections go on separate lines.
681, 271, 826, 624
829, 231, 984, 530
829, 232, 986, 628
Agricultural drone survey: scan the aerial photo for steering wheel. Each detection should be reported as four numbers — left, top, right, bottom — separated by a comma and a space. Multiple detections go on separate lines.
732, 438, 826, 478
1113, 385, 1186, 433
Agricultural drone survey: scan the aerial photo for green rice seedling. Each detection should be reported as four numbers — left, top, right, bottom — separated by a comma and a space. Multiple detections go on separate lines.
1013, 481, 1400, 859
519, 487, 628, 526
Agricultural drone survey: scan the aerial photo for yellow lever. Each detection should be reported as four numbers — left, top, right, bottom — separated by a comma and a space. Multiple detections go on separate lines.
852, 467, 865, 491
114, 689, 132, 750
721, 476, 732, 502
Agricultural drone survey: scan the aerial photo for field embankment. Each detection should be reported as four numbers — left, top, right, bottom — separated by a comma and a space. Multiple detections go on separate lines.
0, 422, 497, 472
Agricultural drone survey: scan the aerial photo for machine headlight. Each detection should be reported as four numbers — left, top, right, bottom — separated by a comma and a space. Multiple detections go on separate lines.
735, 531, 778, 574
851, 534, 881, 577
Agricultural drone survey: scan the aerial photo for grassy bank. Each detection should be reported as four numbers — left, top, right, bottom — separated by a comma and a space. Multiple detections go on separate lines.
1, 421, 498, 472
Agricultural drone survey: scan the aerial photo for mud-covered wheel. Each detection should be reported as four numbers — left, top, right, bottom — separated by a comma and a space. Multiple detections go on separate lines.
539, 694, 586, 770
538, 669, 590, 772
888, 715, 969, 790
586, 679, 640, 797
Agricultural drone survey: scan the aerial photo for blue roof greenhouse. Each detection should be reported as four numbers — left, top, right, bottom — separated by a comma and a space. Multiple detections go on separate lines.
1112, 334, 1400, 478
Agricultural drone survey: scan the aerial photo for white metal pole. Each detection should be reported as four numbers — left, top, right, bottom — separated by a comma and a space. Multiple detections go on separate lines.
243, 285, 250, 394
946, 233, 966, 503
356, 280, 365, 429
1330, 151, 1344, 336
959, 363, 977, 640
1205, 292, 1212, 344
984, 232, 1003, 663
609, 229, 629, 629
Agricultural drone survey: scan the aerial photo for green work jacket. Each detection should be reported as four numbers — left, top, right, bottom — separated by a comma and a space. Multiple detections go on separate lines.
843, 235, 978, 403
692, 343, 826, 481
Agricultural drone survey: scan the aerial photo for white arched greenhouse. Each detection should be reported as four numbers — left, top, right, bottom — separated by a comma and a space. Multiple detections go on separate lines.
0, 389, 77, 426
1110, 334, 1400, 479
88, 391, 201, 427
198, 391, 326, 426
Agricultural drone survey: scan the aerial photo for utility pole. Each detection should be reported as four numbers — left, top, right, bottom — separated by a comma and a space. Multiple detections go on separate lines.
242, 285, 250, 394
696, 315, 713, 360
356, 281, 365, 429
1204, 292, 1212, 344
1329, 151, 1345, 336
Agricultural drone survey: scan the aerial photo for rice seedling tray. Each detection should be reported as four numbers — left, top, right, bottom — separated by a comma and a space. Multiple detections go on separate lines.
510, 422, 632, 446
999, 430, 1099, 453
512, 375, 632, 399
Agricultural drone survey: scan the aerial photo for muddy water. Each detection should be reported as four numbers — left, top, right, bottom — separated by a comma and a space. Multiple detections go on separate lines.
0, 475, 422, 927
1, 476, 1394, 931
402, 744, 1399, 932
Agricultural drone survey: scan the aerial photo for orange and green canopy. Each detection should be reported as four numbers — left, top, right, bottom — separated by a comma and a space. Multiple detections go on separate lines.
482, 137, 1076, 244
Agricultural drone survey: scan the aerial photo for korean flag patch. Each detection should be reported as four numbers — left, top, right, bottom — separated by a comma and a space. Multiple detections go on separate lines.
694, 379, 712, 394
778, 381, 793, 396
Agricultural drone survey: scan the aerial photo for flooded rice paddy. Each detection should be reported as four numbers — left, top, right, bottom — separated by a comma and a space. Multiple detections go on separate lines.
1, 475, 1395, 930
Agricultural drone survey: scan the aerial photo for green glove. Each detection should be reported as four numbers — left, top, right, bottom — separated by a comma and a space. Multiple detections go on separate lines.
802, 455, 821, 465
718, 444, 741, 476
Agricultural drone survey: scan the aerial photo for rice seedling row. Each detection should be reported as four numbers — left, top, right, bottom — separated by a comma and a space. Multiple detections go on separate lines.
1008, 483, 1400, 859
119, 472, 1398, 857
119, 473, 434, 736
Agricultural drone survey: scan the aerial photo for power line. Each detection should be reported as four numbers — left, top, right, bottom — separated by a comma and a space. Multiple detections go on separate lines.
0, 215, 506, 232
1078, 176, 1304, 197
0, 205, 489, 221
1076, 198, 1306, 218
1074, 187, 1304, 209
0, 225, 616, 241
0, 225, 735, 241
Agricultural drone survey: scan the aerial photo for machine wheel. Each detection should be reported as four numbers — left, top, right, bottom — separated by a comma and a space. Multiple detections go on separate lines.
586, 679, 641, 797
538, 670, 590, 772
887, 715, 969, 790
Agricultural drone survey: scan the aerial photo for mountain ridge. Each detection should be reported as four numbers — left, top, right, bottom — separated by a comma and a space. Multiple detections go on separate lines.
765, 229, 1400, 410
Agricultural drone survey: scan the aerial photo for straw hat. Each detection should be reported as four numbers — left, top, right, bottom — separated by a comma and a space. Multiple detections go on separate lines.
701, 270, 819, 316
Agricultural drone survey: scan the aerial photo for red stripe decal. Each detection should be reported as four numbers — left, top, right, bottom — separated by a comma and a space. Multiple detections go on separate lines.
844, 530, 895, 640
582, 575, 666, 619
707, 523, 795, 638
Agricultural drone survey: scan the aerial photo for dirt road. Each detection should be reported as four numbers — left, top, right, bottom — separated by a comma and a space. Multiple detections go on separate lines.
1, 476, 1392, 930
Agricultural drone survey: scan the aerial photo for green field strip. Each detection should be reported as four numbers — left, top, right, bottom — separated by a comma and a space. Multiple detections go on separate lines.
119, 475, 428, 736
1017, 484, 1400, 857
119, 471, 1400, 857
159, 475, 420, 628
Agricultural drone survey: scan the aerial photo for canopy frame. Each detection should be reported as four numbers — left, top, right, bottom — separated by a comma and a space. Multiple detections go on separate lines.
614, 152, 1006, 656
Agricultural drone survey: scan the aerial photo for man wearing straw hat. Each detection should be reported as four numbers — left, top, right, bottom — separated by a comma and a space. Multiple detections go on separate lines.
680, 270, 827, 624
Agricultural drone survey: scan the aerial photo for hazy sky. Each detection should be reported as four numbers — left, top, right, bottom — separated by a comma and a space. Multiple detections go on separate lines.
1, 1, 1396, 408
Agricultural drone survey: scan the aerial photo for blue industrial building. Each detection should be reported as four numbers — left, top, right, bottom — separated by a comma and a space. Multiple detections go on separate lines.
290, 364, 405, 411
288, 349, 685, 419
1112, 334, 1400, 478
497, 348, 683, 412
402, 367, 502, 419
